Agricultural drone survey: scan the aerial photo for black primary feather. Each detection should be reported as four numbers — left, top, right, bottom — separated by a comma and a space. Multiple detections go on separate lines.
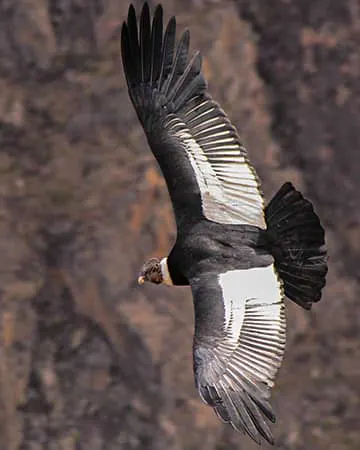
161, 29, 190, 97
158, 15, 176, 89
127, 5, 140, 83
140, 3, 151, 83
150, 5, 163, 84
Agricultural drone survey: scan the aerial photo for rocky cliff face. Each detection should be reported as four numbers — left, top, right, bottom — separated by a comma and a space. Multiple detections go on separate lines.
0, 1, 359, 449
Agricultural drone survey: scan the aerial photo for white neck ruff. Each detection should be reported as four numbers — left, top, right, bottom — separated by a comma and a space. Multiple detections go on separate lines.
160, 257, 174, 286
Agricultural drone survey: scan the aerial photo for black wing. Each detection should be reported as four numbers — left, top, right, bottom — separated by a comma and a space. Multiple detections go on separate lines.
122, 3, 266, 230
190, 264, 286, 445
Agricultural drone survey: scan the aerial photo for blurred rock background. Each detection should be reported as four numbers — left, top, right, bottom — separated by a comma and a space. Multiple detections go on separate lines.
0, 0, 359, 449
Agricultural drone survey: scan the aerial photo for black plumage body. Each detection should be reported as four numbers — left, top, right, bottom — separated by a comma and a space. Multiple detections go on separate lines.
168, 221, 273, 283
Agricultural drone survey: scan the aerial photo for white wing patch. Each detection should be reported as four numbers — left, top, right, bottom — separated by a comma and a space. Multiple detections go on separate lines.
165, 97, 266, 229
218, 265, 286, 385
218, 270, 246, 342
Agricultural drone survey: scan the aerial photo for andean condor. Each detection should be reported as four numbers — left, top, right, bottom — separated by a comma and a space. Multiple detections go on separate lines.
121, 3, 327, 445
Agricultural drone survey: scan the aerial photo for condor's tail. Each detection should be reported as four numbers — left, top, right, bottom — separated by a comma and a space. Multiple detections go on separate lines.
265, 182, 327, 310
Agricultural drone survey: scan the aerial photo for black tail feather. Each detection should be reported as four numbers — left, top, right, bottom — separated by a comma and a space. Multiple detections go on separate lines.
265, 182, 327, 310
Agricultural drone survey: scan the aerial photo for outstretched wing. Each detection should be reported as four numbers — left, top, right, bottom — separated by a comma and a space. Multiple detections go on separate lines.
121, 3, 266, 230
190, 265, 286, 445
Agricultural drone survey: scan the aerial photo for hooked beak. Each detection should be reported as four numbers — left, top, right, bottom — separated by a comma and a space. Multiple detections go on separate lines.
137, 275, 145, 285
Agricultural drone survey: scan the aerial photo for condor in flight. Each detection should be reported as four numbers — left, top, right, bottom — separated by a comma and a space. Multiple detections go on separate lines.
121, 3, 327, 445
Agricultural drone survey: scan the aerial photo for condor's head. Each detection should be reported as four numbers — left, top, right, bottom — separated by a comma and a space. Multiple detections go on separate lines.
137, 257, 173, 286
